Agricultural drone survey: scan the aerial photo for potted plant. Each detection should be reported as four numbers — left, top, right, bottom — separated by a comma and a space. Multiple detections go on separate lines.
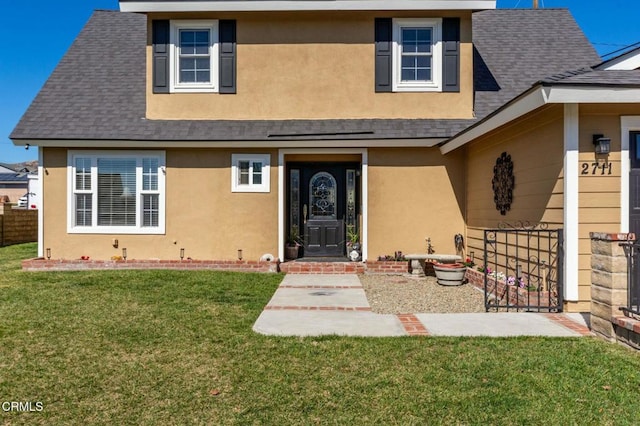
346, 225, 361, 261
285, 226, 302, 260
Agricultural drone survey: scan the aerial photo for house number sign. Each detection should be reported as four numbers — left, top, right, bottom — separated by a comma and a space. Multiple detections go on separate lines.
581, 162, 612, 175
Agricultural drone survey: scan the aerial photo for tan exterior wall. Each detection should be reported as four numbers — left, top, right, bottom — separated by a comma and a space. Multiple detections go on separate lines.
146, 11, 474, 120
465, 103, 640, 312
367, 147, 466, 258
465, 104, 565, 250
42, 147, 279, 262
576, 104, 640, 312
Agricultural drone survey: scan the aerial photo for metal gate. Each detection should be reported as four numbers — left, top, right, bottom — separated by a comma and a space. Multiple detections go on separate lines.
621, 240, 640, 318
483, 222, 563, 312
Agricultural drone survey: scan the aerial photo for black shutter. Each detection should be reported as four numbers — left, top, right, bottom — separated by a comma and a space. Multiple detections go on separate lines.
442, 18, 460, 92
375, 18, 392, 93
152, 20, 170, 94
219, 20, 237, 94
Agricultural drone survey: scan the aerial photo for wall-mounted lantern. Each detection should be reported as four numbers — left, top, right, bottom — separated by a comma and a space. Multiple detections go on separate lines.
593, 134, 611, 155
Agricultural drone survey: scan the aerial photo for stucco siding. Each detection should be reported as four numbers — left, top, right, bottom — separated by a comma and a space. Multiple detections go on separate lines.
42, 148, 279, 261
146, 11, 474, 120
367, 147, 466, 258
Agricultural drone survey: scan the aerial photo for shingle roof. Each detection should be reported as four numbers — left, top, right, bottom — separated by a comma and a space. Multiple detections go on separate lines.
472, 9, 600, 119
10, 9, 604, 143
540, 68, 640, 86
0, 174, 28, 183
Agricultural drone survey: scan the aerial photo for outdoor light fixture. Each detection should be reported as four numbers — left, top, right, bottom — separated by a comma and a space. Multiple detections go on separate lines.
469, 251, 475, 262
593, 134, 611, 155
46, 248, 51, 260
180, 248, 185, 260
122, 248, 127, 261
238, 249, 243, 260
516, 264, 522, 280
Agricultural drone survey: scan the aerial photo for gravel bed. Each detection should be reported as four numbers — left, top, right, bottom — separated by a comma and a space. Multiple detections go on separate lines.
360, 274, 485, 314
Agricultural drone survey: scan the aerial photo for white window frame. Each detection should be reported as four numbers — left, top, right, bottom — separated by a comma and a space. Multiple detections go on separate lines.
392, 18, 442, 92
169, 20, 219, 93
67, 151, 166, 234
231, 154, 270, 193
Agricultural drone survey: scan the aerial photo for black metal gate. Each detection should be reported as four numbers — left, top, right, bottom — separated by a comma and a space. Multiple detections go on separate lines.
621, 240, 640, 318
483, 222, 564, 312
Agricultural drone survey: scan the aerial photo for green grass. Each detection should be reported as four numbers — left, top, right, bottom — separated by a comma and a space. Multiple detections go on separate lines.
1, 243, 640, 424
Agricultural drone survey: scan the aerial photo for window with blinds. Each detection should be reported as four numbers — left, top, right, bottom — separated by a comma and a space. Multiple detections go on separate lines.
69, 152, 165, 234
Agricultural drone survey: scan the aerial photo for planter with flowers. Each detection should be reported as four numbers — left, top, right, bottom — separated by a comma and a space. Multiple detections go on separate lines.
465, 266, 554, 307
346, 225, 361, 261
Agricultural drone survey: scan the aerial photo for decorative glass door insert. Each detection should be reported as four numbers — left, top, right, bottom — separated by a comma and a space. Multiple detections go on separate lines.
309, 172, 336, 220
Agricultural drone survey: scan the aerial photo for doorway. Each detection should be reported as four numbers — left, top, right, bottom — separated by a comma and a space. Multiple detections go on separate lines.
287, 162, 360, 258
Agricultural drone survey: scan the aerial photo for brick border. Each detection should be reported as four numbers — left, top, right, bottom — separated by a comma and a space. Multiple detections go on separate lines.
264, 306, 371, 311
22, 257, 412, 274
546, 314, 592, 336
397, 314, 430, 336
279, 285, 363, 289
22, 258, 279, 273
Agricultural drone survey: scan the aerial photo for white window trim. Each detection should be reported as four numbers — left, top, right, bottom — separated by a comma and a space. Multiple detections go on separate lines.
231, 154, 271, 193
169, 20, 219, 93
67, 150, 166, 234
392, 18, 442, 92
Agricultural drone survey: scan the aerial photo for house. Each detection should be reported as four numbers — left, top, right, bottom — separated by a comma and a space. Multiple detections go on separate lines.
10, 0, 640, 312
0, 163, 29, 203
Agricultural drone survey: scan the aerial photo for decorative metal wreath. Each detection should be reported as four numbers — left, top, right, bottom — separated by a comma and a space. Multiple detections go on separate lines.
492, 152, 515, 215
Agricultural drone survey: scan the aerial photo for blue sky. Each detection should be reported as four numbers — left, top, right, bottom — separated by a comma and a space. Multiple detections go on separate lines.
1, 0, 639, 164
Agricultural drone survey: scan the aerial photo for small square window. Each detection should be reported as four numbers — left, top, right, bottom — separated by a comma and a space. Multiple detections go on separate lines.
231, 154, 270, 193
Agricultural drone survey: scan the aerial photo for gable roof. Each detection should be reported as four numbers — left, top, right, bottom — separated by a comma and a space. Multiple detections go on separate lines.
472, 8, 600, 119
11, 8, 600, 145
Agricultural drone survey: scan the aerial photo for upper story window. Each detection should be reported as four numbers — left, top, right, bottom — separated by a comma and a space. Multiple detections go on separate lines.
68, 151, 166, 234
392, 18, 442, 92
170, 20, 219, 93
231, 154, 270, 193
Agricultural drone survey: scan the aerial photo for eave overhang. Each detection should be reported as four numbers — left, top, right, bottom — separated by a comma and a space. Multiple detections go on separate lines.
440, 84, 640, 154
11, 138, 447, 149
119, 0, 496, 13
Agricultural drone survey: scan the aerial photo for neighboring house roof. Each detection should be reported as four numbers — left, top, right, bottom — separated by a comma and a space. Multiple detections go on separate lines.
595, 44, 640, 70
0, 163, 17, 173
11, 8, 600, 144
0, 174, 29, 183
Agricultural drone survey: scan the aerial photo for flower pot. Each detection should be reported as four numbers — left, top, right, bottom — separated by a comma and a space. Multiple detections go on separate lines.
433, 263, 467, 286
285, 245, 299, 260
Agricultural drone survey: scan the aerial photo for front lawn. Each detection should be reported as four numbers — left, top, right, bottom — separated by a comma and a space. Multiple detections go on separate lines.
1, 243, 639, 425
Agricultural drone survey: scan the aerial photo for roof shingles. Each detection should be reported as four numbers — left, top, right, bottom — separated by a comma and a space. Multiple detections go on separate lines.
11, 9, 608, 143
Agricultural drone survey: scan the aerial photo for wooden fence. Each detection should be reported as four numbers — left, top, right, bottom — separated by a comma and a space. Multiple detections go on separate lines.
0, 203, 37, 246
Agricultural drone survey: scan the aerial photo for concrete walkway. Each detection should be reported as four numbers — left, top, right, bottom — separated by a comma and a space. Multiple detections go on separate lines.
252, 274, 592, 337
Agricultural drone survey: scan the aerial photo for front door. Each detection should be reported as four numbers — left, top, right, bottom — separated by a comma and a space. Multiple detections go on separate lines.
288, 163, 359, 258
305, 171, 343, 256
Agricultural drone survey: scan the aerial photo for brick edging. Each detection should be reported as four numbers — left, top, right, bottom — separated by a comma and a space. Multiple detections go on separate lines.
22, 257, 411, 274
546, 314, 592, 336
397, 314, 430, 336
